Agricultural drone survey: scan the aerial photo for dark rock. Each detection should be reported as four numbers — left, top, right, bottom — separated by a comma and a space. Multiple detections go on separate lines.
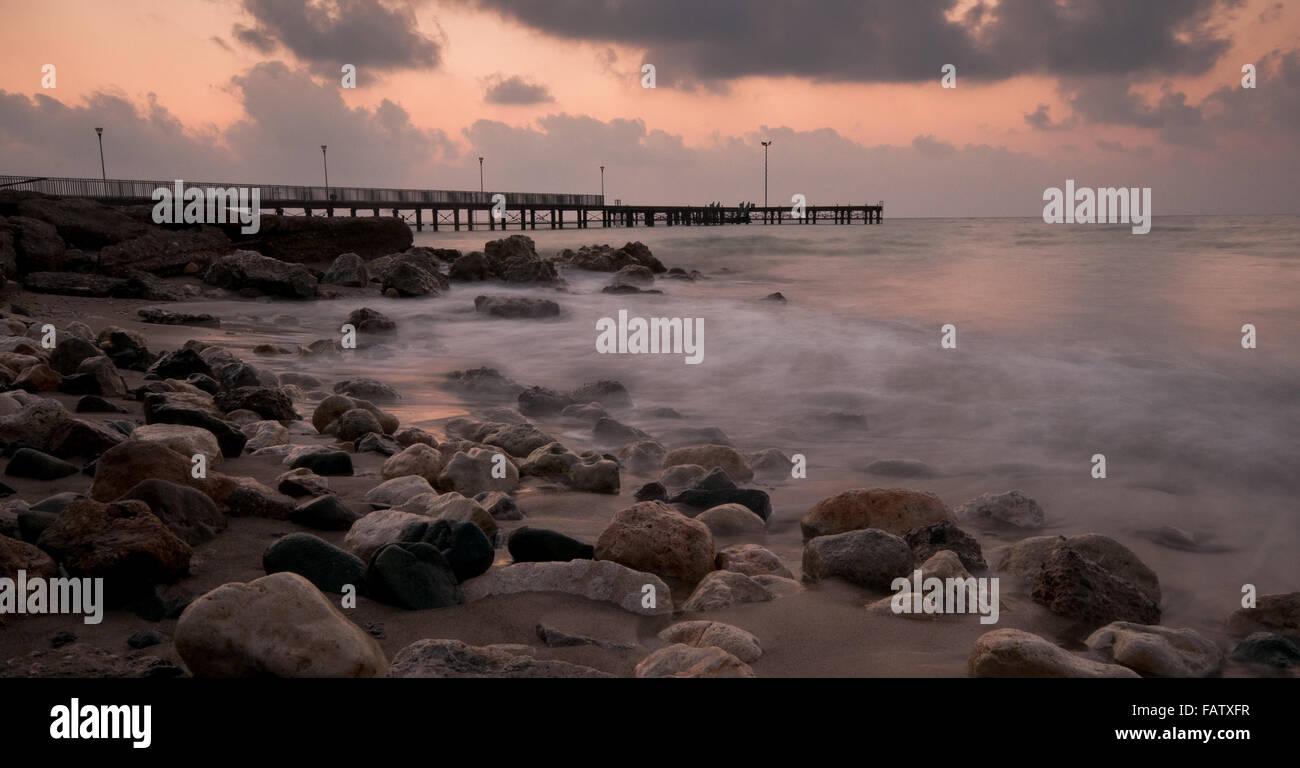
507, 526, 594, 563
443, 367, 523, 398
382, 261, 439, 297
5, 447, 79, 480
802, 528, 916, 589
1031, 546, 1161, 627
571, 379, 632, 408
185, 373, 220, 394
204, 250, 318, 299
473, 295, 561, 319
75, 397, 129, 415
903, 519, 988, 573
222, 214, 412, 263
289, 450, 353, 476
1230, 632, 1300, 669
289, 495, 359, 531
127, 632, 162, 649
333, 378, 398, 404
263, 532, 366, 594
601, 283, 663, 295
364, 542, 461, 609
119, 478, 227, 546
411, 519, 494, 582
58, 373, 102, 396
346, 307, 396, 332
97, 227, 231, 276
355, 432, 402, 456
669, 488, 772, 521
6, 216, 66, 273
97, 327, 153, 371
36, 498, 191, 596
593, 417, 648, 444
49, 337, 102, 375
517, 385, 575, 417
634, 481, 668, 501
214, 386, 297, 421
223, 483, 295, 519
449, 251, 490, 281
137, 308, 220, 327
694, 467, 737, 491
142, 394, 247, 458
146, 348, 212, 380
45, 419, 126, 462
762, 292, 787, 302
323, 253, 369, 286
483, 235, 561, 284
474, 491, 523, 520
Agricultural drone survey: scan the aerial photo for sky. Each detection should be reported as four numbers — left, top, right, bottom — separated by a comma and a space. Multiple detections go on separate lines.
0, 0, 1297, 217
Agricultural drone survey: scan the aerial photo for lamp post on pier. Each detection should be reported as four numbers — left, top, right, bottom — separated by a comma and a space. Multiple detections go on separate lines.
600, 165, 605, 202
94, 127, 106, 181
761, 140, 772, 208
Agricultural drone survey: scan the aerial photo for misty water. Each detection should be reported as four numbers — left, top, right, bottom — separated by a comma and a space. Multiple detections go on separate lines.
169, 215, 1300, 620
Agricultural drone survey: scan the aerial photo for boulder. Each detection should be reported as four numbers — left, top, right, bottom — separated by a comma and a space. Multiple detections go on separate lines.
36, 499, 191, 592
288, 450, 353, 476
438, 447, 519, 496
4, 448, 78, 480
364, 475, 435, 508
90, 441, 217, 503
968, 628, 1140, 678
955, 489, 1045, 528
802, 529, 916, 589
290, 495, 361, 531
662, 444, 752, 482
659, 621, 762, 663
48, 336, 102, 375
175, 572, 387, 677
364, 542, 461, 610
715, 543, 794, 579
263, 533, 366, 594
381, 261, 439, 297
128, 423, 222, 466
1031, 546, 1161, 627
1085, 622, 1222, 677
507, 526, 593, 563
1225, 592, 1300, 639
635, 645, 754, 678
323, 253, 369, 286
594, 501, 714, 583
381, 443, 444, 483
1230, 632, 1300, 669
903, 519, 987, 573
335, 408, 382, 442
213, 387, 297, 422
344, 508, 430, 562
0, 532, 60, 580
204, 250, 318, 298
474, 295, 561, 319
998, 533, 1161, 604
460, 559, 672, 615
388, 639, 612, 678
696, 503, 766, 535
333, 378, 398, 404
118, 478, 226, 546
802, 488, 952, 540
682, 570, 774, 612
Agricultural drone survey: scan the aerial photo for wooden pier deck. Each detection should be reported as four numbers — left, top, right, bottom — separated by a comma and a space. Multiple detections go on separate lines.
0, 175, 883, 230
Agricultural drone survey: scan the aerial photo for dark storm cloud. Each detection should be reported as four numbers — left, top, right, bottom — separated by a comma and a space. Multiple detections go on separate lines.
456, 0, 1237, 84
0, 62, 457, 185
1024, 104, 1073, 130
484, 75, 555, 105
233, 0, 441, 71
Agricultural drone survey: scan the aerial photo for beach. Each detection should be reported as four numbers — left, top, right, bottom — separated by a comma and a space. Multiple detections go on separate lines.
1, 201, 1296, 678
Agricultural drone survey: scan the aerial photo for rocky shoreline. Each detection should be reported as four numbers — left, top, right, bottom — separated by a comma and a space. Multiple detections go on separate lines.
0, 193, 1296, 677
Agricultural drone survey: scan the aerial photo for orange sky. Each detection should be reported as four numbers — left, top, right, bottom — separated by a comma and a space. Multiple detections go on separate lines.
2, 0, 1292, 154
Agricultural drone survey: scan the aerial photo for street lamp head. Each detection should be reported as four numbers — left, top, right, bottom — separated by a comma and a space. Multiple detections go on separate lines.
95, 127, 103, 135
321, 145, 327, 152
761, 140, 771, 147
478, 156, 484, 164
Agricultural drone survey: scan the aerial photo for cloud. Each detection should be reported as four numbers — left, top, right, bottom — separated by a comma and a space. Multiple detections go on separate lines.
455, 0, 1237, 85
483, 74, 555, 105
1023, 103, 1073, 130
232, 0, 441, 71
2, 62, 1297, 217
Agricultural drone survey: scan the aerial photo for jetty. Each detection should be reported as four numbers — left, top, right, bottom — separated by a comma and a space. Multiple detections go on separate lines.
0, 175, 884, 231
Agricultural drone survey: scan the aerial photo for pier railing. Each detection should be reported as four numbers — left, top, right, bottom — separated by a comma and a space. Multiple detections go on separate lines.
0, 175, 603, 207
